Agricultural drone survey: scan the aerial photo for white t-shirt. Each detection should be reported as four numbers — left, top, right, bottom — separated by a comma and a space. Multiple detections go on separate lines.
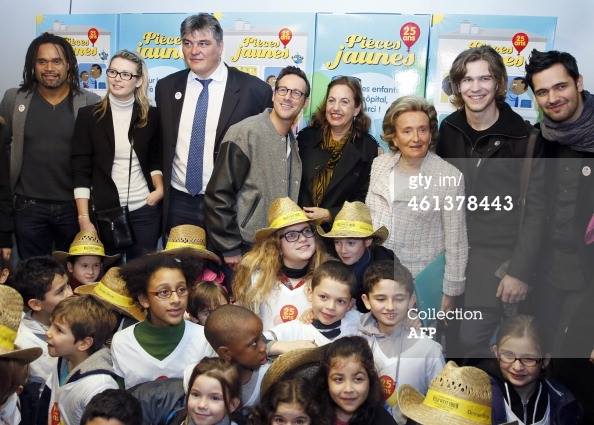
366, 333, 444, 425
111, 320, 216, 389
15, 312, 56, 384
46, 357, 119, 425
257, 279, 311, 331
264, 309, 361, 346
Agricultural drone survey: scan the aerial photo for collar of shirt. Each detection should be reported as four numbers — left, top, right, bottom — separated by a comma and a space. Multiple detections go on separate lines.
186, 59, 228, 84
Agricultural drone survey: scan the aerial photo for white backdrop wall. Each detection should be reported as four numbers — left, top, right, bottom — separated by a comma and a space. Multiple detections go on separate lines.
1, 0, 592, 97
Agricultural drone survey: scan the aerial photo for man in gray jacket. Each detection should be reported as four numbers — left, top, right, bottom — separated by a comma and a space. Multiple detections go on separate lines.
205, 66, 309, 268
0, 33, 99, 259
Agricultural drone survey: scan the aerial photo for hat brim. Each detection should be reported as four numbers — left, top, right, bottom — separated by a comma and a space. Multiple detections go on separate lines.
398, 385, 486, 425
52, 251, 121, 267
255, 217, 315, 243
261, 346, 326, 396
316, 225, 388, 244
0, 346, 42, 363
75, 283, 146, 322
162, 246, 222, 265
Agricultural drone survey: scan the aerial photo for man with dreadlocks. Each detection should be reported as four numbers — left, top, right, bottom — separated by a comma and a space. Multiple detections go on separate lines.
0, 32, 99, 259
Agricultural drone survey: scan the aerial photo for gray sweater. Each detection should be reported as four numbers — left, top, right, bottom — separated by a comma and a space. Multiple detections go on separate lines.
205, 109, 302, 254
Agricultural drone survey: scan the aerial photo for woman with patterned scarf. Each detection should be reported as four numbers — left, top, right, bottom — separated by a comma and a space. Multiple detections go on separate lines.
297, 76, 378, 230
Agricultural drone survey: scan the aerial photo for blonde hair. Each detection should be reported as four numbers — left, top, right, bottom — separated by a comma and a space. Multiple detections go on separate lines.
94, 49, 150, 127
381, 95, 438, 152
232, 233, 328, 310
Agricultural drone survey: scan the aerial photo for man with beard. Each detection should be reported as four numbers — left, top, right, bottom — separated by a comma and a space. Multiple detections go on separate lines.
0, 33, 99, 258
205, 66, 309, 268
526, 49, 594, 423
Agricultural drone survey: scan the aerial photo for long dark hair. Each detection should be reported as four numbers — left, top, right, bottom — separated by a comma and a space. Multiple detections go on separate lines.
249, 378, 318, 425
20, 32, 80, 95
314, 336, 382, 425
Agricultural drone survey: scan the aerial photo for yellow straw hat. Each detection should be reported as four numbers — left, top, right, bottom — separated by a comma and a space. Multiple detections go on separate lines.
317, 201, 388, 243
75, 267, 146, 322
53, 231, 120, 265
162, 225, 221, 264
255, 197, 314, 243
0, 286, 43, 362
260, 346, 326, 396
398, 361, 493, 425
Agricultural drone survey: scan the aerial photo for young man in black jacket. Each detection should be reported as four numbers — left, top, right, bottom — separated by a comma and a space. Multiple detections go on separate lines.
436, 46, 546, 361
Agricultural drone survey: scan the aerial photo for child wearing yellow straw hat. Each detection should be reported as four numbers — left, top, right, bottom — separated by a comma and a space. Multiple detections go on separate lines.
233, 197, 329, 330
75, 267, 146, 332
0, 285, 43, 425
53, 231, 120, 289
318, 201, 396, 312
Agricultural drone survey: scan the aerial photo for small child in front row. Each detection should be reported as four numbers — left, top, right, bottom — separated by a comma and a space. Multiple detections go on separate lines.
358, 260, 444, 424
249, 378, 318, 425
264, 261, 361, 353
186, 305, 270, 412
111, 254, 216, 389
488, 314, 581, 425
186, 281, 230, 326
173, 357, 241, 425
314, 336, 397, 425
41, 295, 119, 425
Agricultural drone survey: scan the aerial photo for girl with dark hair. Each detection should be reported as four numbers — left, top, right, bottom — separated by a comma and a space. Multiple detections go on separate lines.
72, 49, 163, 260
298, 76, 378, 227
249, 378, 317, 425
315, 336, 396, 425
110, 253, 215, 389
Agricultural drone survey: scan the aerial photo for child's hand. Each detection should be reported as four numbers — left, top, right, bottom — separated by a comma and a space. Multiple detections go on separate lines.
299, 308, 315, 324
268, 340, 317, 356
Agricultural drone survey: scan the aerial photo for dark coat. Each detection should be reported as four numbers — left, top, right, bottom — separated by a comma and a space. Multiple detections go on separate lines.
297, 126, 378, 219
155, 65, 272, 233
436, 103, 546, 306
71, 103, 162, 211
0, 121, 11, 247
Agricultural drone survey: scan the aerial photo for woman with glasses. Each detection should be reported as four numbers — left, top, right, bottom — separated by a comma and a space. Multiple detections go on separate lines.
71, 50, 163, 261
233, 197, 329, 330
297, 76, 378, 227
486, 314, 581, 425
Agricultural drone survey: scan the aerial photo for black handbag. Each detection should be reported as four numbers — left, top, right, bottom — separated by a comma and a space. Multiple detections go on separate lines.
94, 138, 136, 250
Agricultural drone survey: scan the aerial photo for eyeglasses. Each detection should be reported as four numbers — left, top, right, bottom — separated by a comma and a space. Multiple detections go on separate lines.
498, 350, 541, 367
275, 86, 305, 100
279, 226, 315, 242
148, 286, 189, 300
106, 68, 139, 81
331, 75, 362, 85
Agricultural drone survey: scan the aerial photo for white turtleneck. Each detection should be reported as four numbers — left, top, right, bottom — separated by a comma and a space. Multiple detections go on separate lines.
109, 94, 151, 212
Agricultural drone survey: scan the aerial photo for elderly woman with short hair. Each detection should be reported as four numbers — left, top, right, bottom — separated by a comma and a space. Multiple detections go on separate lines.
366, 95, 468, 313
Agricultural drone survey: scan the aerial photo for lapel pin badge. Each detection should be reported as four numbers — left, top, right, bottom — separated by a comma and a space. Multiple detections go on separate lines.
18, 104, 25, 112
582, 166, 591, 177
174, 91, 182, 100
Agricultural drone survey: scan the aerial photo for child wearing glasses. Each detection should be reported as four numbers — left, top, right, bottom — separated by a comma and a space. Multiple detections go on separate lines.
487, 314, 581, 425
110, 253, 216, 389
233, 197, 329, 330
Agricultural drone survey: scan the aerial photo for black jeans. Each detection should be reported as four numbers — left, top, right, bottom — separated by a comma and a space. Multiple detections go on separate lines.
166, 187, 206, 234
14, 195, 78, 259
123, 203, 162, 261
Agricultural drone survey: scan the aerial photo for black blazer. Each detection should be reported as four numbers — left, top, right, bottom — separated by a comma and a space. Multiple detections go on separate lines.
297, 126, 379, 219
71, 103, 162, 211
0, 124, 11, 247
155, 65, 272, 228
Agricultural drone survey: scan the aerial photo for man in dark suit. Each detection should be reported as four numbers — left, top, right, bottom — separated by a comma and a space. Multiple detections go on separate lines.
156, 13, 272, 235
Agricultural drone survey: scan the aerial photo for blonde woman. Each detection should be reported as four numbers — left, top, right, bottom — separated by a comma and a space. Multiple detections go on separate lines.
233, 197, 328, 330
366, 96, 468, 316
72, 50, 163, 260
